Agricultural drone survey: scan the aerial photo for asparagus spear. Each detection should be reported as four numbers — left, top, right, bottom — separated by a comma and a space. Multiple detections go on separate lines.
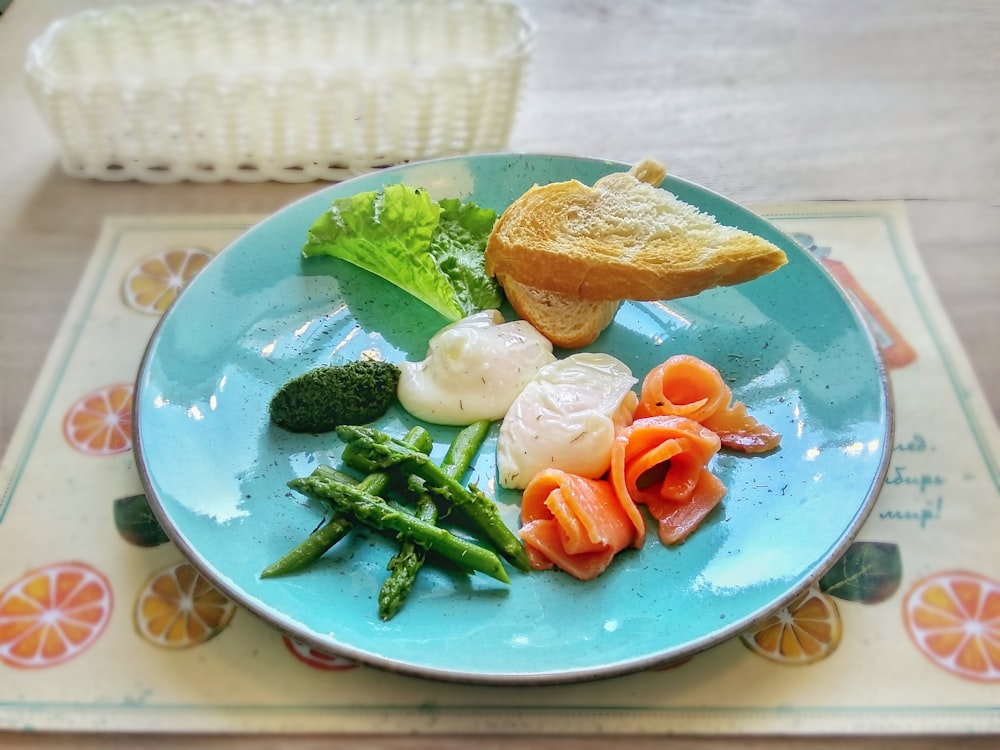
378, 419, 491, 620
379, 487, 439, 620
259, 426, 433, 578
288, 471, 511, 584
336, 424, 531, 572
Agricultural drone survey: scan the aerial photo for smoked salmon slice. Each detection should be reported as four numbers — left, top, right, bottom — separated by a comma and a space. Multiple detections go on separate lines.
519, 468, 644, 581
515, 354, 781, 579
702, 399, 782, 453
634, 354, 781, 454
610, 415, 727, 545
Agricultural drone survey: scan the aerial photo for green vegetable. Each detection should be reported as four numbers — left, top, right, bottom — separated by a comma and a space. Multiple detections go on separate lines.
439, 418, 494, 481
302, 184, 501, 321
260, 427, 432, 578
336, 424, 531, 572
378, 419, 491, 620
259, 511, 355, 580
288, 471, 510, 585
379, 490, 439, 621
269, 359, 400, 433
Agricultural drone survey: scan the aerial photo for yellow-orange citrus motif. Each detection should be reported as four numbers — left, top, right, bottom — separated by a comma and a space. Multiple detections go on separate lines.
903, 570, 1000, 682
740, 586, 843, 665
62, 383, 134, 456
134, 561, 236, 649
0, 561, 113, 669
121, 247, 213, 315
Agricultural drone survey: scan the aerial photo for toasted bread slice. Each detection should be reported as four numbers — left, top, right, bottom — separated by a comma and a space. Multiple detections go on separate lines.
485, 159, 787, 301
500, 275, 620, 349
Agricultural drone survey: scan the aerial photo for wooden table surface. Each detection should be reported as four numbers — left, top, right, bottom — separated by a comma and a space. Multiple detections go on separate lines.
1, 0, 998, 747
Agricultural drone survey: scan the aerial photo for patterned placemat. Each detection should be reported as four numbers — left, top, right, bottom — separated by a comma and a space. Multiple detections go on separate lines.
1, 203, 998, 734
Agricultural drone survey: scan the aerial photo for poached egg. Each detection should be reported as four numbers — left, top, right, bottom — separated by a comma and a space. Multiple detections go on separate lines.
497, 353, 638, 489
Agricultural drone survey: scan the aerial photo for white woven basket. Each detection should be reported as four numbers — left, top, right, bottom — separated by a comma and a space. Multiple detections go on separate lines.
25, 0, 534, 182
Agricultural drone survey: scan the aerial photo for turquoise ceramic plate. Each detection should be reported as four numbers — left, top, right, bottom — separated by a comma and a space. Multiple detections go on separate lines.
134, 154, 892, 684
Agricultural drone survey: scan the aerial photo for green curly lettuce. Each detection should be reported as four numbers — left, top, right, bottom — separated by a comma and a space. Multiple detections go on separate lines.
302, 184, 502, 321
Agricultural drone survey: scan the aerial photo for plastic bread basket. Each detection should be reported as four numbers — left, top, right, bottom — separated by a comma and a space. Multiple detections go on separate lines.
25, 0, 534, 183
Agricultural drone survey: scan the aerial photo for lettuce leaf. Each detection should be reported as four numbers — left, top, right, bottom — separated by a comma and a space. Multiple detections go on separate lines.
302, 184, 501, 321
430, 197, 504, 316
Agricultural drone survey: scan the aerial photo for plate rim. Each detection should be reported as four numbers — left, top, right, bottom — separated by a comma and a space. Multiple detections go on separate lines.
133, 152, 895, 685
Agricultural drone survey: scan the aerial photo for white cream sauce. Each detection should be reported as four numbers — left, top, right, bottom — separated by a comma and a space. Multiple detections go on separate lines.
397, 310, 556, 425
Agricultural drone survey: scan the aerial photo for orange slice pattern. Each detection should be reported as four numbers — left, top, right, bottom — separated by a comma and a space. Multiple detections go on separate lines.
122, 247, 213, 315
133, 561, 236, 649
903, 570, 1000, 682
62, 383, 134, 456
740, 586, 843, 665
0, 561, 113, 669
282, 635, 358, 671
